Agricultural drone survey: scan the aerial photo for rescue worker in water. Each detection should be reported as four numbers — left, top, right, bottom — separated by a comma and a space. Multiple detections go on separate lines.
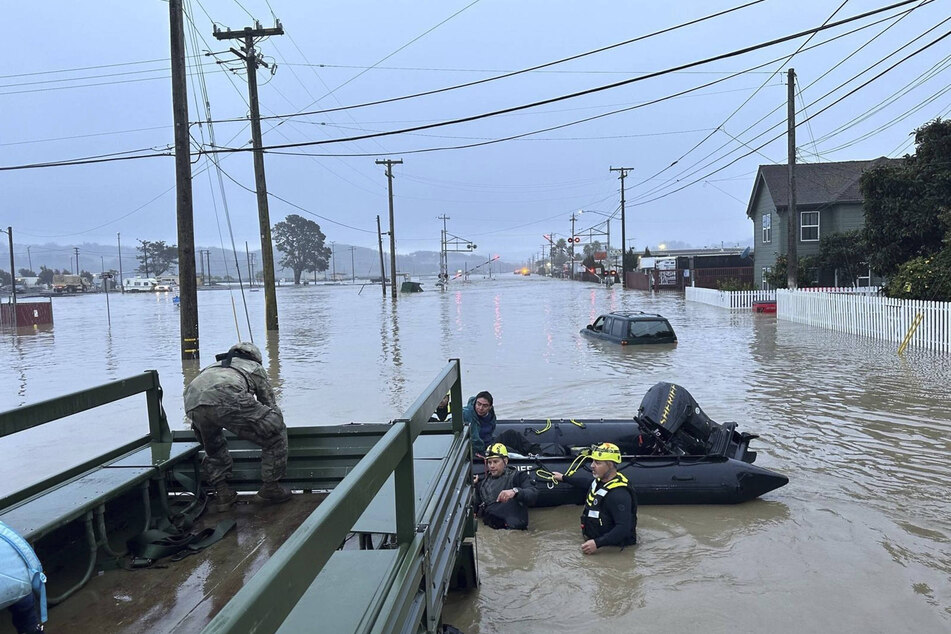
553, 442, 637, 554
184, 342, 291, 511
473, 443, 538, 529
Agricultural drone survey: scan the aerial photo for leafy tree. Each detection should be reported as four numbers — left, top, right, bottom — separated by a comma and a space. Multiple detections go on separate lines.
136, 240, 178, 277
38, 266, 55, 286
642, 247, 652, 257
0, 269, 10, 286
273, 214, 331, 284
764, 255, 818, 289
818, 230, 867, 287
18, 268, 36, 277
883, 250, 951, 301
80, 270, 94, 283
861, 118, 951, 278
551, 238, 569, 272
582, 240, 604, 258
623, 247, 638, 272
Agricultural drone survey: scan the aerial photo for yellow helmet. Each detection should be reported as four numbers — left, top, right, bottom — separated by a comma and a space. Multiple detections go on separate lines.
588, 442, 621, 463
485, 443, 508, 459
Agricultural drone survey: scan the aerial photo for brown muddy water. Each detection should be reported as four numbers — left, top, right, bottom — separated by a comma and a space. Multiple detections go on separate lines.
2, 276, 949, 632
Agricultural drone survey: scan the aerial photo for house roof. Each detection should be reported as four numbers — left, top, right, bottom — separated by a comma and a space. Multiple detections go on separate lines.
745, 157, 901, 218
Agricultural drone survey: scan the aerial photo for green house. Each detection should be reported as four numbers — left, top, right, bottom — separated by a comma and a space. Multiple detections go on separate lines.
745, 158, 898, 289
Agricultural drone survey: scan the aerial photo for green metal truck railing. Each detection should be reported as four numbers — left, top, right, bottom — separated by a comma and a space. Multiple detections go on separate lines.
202, 359, 471, 634
0, 370, 171, 509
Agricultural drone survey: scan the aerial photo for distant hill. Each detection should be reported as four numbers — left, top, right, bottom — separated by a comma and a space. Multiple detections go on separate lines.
0, 241, 519, 281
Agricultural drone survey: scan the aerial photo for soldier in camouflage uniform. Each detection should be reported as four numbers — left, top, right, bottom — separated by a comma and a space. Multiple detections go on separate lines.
184, 342, 291, 511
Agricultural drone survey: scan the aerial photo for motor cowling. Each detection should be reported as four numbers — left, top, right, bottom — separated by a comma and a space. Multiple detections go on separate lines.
636, 382, 718, 454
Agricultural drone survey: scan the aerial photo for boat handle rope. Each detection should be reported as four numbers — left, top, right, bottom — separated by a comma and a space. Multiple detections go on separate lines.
535, 453, 590, 489
531, 419, 552, 435
531, 418, 584, 435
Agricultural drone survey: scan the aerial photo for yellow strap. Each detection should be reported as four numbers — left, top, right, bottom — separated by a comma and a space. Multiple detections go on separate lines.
532, 419, 552, 435
565, 453, 589, 477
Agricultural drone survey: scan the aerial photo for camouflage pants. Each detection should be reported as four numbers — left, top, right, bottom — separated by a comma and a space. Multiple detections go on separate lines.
188, 397, 288, 486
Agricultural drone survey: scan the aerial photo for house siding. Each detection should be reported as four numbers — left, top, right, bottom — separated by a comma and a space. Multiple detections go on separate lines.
746, 159, 898, 289
751, 179, 781, 288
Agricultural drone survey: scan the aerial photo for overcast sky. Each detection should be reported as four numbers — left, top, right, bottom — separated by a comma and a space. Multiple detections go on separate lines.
3, 0, 948, 266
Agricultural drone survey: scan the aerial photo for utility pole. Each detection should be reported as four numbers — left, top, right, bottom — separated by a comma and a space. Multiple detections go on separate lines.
610, 166, 633, 288
786, 68, 798, 289
438, 214, 450, 286
349, 246, 355, 283
376, 158, 403, 299
214, 19, 284, 331
171, 0, 199, 360
330, 241, 336, 281
246, 241, 253, 287
5, 227, 16, 329
73, 247, 80, 275
199, 249, 206, 286
569, 213, 578, 280
376, 215, 387, 298
26, 246, 32, 272
117, 233, 124, 293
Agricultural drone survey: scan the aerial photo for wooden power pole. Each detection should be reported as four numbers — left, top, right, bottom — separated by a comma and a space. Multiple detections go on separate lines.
377, 215, 387, 298
610, 166, 633, 288
786, 68, 798, 289
214, 20, 284, 331
376, 159, 403, 299
169, 0, 199, 359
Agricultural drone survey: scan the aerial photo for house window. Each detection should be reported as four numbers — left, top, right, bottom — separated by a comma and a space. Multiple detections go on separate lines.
762, 266, 771, 290
762, 214, 771, 243
801, 211, 819, 241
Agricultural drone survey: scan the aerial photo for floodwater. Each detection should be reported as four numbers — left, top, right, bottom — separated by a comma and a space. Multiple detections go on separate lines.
2, 276, 950, 632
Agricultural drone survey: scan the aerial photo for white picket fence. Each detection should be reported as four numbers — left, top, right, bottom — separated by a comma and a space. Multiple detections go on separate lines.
685, 285, 949, 352
685, 287, 775, 310
777, 289, 951, 353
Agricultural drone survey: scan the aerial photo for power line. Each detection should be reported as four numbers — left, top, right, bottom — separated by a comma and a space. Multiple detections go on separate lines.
627, 27, 951, 208
201, 0, 925, 155
206, 0, 768, 126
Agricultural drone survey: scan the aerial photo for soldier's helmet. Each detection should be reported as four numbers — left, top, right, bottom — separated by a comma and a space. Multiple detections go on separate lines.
229, 341, 262, 364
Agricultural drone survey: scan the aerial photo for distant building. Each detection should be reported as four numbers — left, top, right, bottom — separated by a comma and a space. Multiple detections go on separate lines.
632, 247, 750, 290
745, 158, 898, 288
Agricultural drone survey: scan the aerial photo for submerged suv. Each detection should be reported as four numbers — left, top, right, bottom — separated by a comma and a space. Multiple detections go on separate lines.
581, 311, 677, 345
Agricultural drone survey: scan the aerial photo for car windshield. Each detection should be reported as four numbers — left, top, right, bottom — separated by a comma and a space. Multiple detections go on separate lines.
629, 320, 673, 339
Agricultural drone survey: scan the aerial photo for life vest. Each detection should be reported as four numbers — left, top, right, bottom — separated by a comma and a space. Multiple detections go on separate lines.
0, 520, 47, 623
580, 472, 637, 545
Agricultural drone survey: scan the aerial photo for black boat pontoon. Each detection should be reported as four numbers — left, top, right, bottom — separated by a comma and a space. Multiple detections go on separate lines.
474, 382, 788, 505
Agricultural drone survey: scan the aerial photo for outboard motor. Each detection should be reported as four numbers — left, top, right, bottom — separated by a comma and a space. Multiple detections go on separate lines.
636, 382, 718, 455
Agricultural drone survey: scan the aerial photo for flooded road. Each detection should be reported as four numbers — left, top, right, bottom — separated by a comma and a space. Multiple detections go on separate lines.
2, 276, 950, 632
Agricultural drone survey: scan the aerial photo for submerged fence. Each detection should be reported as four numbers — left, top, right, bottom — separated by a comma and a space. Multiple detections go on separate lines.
685, 286, 775, 310
686, 286, 950, 353
778, 289, 951, 354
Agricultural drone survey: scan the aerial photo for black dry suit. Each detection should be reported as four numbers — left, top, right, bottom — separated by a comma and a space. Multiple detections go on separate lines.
564, 470, 637, 548
473, 466, 538, 530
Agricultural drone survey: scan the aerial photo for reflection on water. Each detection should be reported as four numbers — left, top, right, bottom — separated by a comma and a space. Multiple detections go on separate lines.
2, 278, 951, 630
